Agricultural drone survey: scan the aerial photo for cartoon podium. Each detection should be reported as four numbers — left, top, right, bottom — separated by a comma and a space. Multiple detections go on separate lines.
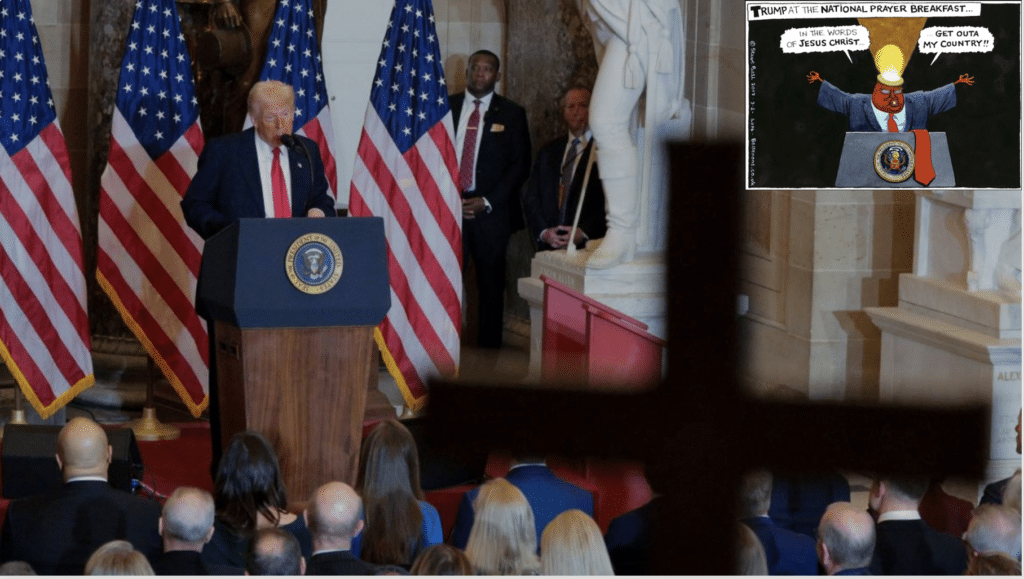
197, 217, 390, 500
835, 131, 956, 188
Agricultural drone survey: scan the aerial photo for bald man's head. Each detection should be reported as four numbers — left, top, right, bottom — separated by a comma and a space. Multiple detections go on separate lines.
817, 502, 876, 574
161, 487, 215, 550
305, 482, 363, 549
56, 417, 111, 481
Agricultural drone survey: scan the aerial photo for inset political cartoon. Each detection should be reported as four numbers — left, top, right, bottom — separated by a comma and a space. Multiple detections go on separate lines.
747, 2, 1020, 189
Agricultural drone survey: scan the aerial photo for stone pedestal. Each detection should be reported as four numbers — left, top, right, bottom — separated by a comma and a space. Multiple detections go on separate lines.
866, 191, 1021, 487
517, 248, 666, 380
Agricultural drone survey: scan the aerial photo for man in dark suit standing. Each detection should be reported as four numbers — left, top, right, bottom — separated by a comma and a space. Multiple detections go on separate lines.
868, 475, 968, 575
304, 482, 376, 575
449, 455, 593, 551
450, 50, 531, 350
0, 417, 162, 574
180, 79, 334, 472
522, 86, 606, 252
151, 486, 242, 575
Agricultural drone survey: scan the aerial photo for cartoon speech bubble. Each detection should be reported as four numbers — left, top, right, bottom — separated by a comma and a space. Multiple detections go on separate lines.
780, 25, 870, 62
918, 26, 994, 64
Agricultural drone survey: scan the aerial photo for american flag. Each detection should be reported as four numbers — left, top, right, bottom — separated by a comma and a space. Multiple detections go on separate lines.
0, 0, 94, 418
96, 0, 208, 417
253, 0, 339, 202
349, 0, 461, 411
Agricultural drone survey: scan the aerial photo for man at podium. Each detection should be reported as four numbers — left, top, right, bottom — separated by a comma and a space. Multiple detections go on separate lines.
181, 80, 334, 472
181, 80, 334, 239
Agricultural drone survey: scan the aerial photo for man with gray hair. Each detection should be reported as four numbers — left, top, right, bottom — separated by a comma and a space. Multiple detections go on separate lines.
246, 528, 305, 575
816, 502, 875, 575
963, 504, 1022, 564
151, 486, 241, 575
304, 482, 375, 575
868, 475, 968, 574
737, 469, 817, 575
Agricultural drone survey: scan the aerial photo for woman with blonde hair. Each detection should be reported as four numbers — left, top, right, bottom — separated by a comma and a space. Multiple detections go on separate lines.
541, 509, 614, 575
465, 478, 541, 575
84, 540, 154, 575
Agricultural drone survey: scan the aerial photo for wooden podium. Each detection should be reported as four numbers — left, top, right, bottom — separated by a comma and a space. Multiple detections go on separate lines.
197, 217, 390, 501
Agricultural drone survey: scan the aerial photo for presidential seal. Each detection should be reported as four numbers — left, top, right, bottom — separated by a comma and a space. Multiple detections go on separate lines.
873, 140, 915, 183
285, 233, 343, 294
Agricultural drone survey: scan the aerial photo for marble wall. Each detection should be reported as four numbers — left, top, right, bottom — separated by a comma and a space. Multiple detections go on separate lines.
740, 191, 917, 401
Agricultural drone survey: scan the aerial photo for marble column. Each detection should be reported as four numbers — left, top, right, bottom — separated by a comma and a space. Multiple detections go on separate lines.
866, 191, 1022, 488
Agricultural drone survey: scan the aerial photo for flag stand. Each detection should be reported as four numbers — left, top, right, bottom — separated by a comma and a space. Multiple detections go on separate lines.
1, 387, 29, 441
125, 357, 179, 441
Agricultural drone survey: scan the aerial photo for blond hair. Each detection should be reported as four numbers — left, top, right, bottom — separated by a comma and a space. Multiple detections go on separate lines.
84, 540, 154, 576
247, 80, 295, 116
465, 478, 540, 575
541, 509, 613, 575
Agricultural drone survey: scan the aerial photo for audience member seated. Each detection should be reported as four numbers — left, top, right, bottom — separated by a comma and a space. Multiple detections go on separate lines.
449, 454, 593, 550
464, 478, 541, 575
351, 420, 442, 568
1003, 469, 1021, 513
738, 469, 817, 575
84, 540, 155, 576
0, 561, 34, 576
409, 545, 472, 575
769, 470, 850, 538
246, 528, 306, 575
981, 409, 1020, 506
918, 477, 974, 538
816, 502, 875, 575
965, 551, 1022, 575
201, 431, 313, 568
963, 504, 1021, 564
868, 474, 968, 575
0, 417, 162, 574
735, 522, 769, 575
603, 494, 663, 575
152, 486, 242, 575
305, 481, 377, 575
540, 509, 613, 575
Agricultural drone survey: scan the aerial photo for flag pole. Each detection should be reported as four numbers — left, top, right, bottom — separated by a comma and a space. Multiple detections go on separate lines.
125, 356, 179, 441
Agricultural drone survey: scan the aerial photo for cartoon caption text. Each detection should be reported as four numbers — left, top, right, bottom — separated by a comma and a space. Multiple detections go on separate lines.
780, 25, 870, 62
919, 26, 994, 65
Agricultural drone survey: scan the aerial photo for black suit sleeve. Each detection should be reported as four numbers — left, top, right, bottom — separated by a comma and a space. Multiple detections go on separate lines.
480, 101, 531, 209
302, 136, 336, 216
181, 139, 233, 240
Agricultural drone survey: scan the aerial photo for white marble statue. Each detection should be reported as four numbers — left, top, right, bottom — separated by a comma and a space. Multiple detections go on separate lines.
579, 0, 686, 269
964, 207, 1021, 297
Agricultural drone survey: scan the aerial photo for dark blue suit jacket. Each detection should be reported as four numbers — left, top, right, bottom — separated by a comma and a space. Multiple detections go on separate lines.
448, 465, 594, 550
521, 135, 606, 251
816, 80, 957, 132
180, 128, 335, 239
769, 471, 850, 538
741, 516, 818, 576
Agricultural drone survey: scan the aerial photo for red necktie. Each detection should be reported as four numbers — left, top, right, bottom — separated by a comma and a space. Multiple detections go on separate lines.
458, 99, 481, 194
887, 113, 898, 132
912, 129, 936, 186
272, 147, 289, 218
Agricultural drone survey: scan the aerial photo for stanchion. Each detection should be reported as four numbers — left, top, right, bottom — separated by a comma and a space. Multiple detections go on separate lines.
125, 357, 179, 441
1, 387, 29, 441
